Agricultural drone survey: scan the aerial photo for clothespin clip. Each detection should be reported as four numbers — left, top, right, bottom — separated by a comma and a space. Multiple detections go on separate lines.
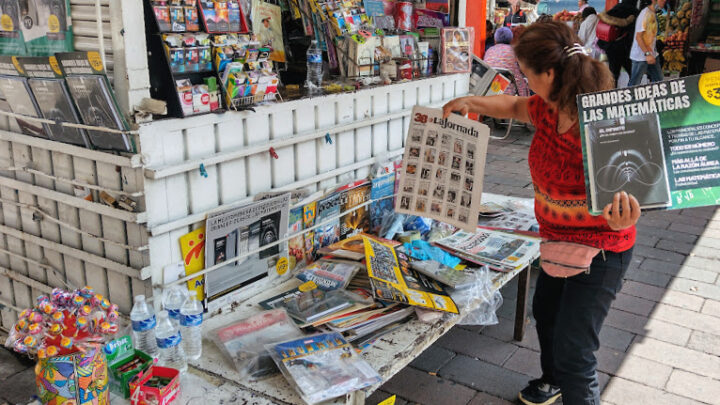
269, 147, 279, 159
199, 163, 208, 178
325, 133, 332, 144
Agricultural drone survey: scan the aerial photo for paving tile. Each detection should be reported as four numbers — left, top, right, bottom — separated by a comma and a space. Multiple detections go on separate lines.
365, 390, 408, 405
639, 225, 698, 244
502, 347, 540, 378
515, 323, 541, 352
655, 239, 695, 255
623, 267, 671, 288
696, 235, 720, 249
438, 355, 529, 401
652, 303, 720, 336
668, 222, 707, 236
0, 368, 37, 405
604, 309, 690, 346
467, 391, 515, 405
687, 330, 720, 357
611, 356, 673, 389
435, 327, 517, 366
639, 260, 717, 284
595, 346, 625, 375
601, 377, 694, 405
701, 299, 720, 318
629, 337, 720, 380
610, 293, 656, 317
635, 233, 660, 247
0, 348, 31, 380
670, 278, 720, 301
637, 216, 671, 229
632, 246, 685, 264
381, 366, 477, 405
409, 345, 456, 373
665, 369, 720, 405
620, 281, 705, 311
478, 318, 515, 343
598, 326, 635, 352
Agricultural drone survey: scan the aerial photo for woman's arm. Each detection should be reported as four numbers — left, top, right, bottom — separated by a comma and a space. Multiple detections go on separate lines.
442, 95, 532, 123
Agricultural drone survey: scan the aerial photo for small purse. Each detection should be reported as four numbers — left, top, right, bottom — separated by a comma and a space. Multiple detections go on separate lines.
539, 241, 604, 278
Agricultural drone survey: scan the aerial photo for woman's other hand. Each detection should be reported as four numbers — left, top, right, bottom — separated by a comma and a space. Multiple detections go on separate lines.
442, 97, 471, 118
602, 191, 641, 231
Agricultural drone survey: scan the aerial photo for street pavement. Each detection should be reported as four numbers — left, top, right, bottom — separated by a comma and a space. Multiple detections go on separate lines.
2, 126, 720, 405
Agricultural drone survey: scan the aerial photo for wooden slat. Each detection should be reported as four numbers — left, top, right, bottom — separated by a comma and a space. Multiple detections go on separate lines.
70, 5, 110, 21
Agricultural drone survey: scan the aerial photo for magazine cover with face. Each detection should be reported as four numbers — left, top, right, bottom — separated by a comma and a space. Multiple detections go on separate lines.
584, 115, 671, 212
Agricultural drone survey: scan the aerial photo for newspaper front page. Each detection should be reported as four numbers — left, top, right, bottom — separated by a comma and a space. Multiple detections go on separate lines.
395, 106, 490, 231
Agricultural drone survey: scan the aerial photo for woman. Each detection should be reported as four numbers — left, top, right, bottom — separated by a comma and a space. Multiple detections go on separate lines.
578, 7, 602, 59
484, 27, 529, 97
443, 22, 640, 405
596, 0, 639, 84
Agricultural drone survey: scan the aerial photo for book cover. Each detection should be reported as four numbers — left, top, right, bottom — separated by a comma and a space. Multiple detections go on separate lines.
19, 0, 73, 56
311, 193, 341, 260
370, 172, 395, 233
339, 183, 371, 240
0, 0, 27, 55
28, 78, 90, 147
584, 115, 671, 212
64, 75, 132, 152
0, 75, 47, 138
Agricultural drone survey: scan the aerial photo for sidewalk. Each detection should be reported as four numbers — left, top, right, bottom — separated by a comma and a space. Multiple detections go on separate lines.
368, 127, 720, 405
2, 127, 720, 405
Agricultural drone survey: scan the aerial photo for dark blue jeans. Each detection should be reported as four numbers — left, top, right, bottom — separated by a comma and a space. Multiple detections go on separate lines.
628, 60, 663, 85
533, 247, 634, 405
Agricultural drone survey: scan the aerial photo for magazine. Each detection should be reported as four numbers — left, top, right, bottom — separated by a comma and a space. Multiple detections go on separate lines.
204, 193, 290, 312
469, 56, 510, 97
409, 260, 477, 289
363, 236, 459, 313
209, 309, 304, 379
370, 168, 397, 234
311, 193, 341, 261
395, 106, 490, 231
579, 73, 720, 213
294, 260, 361, 291
339, 182, 371, 239
434, 229, 540, 271
281, 289, 373, 325
440, 27, 474, 74
319, 233, 399, 260
266, 332, 382, 404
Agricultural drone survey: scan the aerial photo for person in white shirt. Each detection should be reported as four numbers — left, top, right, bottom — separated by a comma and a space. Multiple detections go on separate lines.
578, 0, 589, 12
578, 7, 601, 59
628, 0, 665, 85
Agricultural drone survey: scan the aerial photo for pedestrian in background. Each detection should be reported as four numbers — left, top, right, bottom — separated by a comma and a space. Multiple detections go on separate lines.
578, 7, 602, 59
628, 0, 666, 85
596, 0, 638, 85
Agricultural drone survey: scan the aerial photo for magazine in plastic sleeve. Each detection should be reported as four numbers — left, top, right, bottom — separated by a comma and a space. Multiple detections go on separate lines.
209, 309, 304, 379
294, 260, 361, 291
266, 332, 381, 404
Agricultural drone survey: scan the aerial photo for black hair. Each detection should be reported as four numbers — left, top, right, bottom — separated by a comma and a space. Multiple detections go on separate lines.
582, 7, 597, 19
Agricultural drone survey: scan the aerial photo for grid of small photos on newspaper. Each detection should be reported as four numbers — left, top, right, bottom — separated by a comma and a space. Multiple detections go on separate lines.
396, 106, 489, 231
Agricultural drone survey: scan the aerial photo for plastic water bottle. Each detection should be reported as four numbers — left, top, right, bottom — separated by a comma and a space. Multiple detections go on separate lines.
306, 40, 323, 93
130, 295, 159, 357
179, 290, 203, 361
155, 310, 187, 373
162, 285, 187, 327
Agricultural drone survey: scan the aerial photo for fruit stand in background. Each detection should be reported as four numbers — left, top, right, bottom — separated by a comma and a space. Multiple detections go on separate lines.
660, 0, 692, 74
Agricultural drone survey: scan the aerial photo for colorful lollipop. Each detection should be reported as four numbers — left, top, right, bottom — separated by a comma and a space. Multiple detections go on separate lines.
23, 335, 38, 349
14, 319, 28, 333
28, 323, 42, 335
75, 316, 89, 331
18, 308, 31, 319
60, 336, 73, 350
45, 345, 58, 357
80, 286, 94, 299
72, 295, 85, 308
37, 348, 47, 359
48, 323, 63, 336
27, 311, 43, 323
13, 340, 27, 353
51, 311, 65, 324
42, 302, 57, 315
99, 322, 118, 334
79, 305, 92, 317
106, 305, 119, 322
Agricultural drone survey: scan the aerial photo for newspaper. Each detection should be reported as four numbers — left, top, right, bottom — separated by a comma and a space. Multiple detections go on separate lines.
362, 236, 458, 313
395, 106, 490, 232
204, 193, 290, 312
434, 229, 540, 272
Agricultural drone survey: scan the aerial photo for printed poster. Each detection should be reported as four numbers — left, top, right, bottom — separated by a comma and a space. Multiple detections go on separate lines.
252, 0, 285, 62
19, 0, 74, 56
0, 0, 27, 55
204, 193, 290, 312
579, 72, 720, 214
179, 227, 206, 301
395, 106, 490, 232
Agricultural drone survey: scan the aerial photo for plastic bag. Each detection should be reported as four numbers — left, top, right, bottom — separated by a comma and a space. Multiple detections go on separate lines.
209, 309, 304, 380
403, 240, 461, 269
448, 266, 503, 326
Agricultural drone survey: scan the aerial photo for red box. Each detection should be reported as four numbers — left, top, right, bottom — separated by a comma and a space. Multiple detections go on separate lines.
129, 366, 180, 405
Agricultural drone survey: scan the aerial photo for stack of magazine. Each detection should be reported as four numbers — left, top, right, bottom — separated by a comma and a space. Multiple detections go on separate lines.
434, 229, 540, 272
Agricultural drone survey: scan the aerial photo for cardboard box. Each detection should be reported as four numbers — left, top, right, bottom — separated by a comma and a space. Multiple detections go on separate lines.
129, 366, 181, 405
106, 335, 153, 398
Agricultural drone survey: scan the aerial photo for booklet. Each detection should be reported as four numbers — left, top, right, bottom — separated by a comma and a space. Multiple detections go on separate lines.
434, 229, 540, 272
294, 260, 361, 291
579, 72, 720, 214
266, 332, 382, 404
